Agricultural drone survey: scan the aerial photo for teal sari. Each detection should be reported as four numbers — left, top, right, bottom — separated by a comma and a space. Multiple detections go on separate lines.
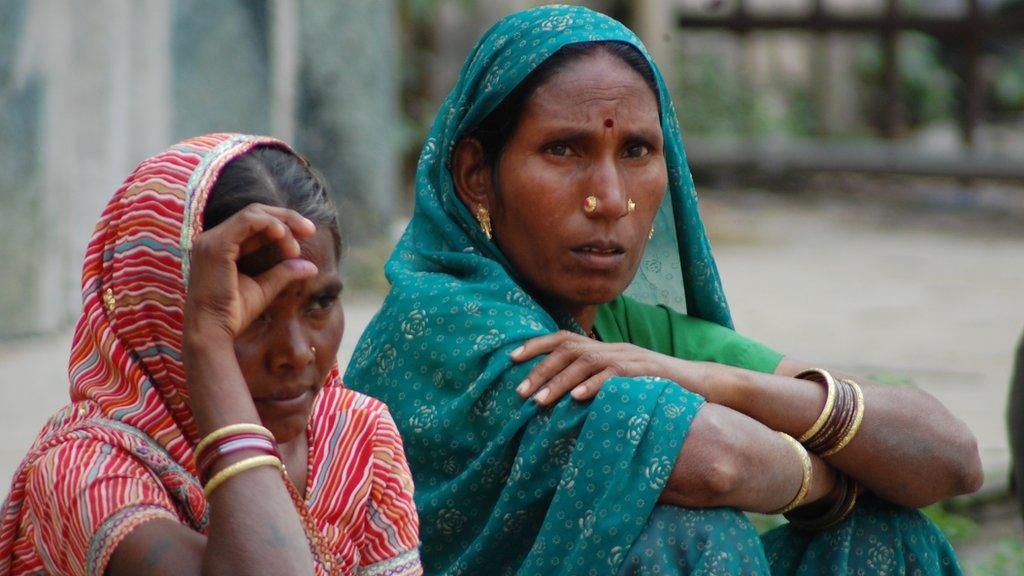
346, 5, 961, 575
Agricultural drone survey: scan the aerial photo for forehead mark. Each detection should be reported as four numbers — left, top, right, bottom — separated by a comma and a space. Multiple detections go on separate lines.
604, 118, 614, 128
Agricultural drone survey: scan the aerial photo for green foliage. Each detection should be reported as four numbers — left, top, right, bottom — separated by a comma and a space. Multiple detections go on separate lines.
341, 237, 395, 293
993, 54, 1024, 113
672, 51, 762, 136
748, 512, 787, 534
970, 539, 1024, 576
921, 503, 978, 542
672, 46, 822, 138
863, 371, 915, 387
855, 32, 957, 128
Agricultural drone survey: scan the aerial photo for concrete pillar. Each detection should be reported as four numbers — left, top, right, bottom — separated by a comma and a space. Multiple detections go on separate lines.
7, 0, 170, 336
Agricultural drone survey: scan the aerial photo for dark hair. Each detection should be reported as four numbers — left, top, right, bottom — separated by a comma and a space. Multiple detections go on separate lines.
203, 146, 342, 258
466, 41, 660, 168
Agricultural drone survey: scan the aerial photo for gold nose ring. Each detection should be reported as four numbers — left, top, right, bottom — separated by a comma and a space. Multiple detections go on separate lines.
583, 195, 598, 214
626, 198, 636, 214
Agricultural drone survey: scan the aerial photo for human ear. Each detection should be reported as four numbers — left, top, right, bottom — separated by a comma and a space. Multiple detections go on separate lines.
451, 138, 493, 212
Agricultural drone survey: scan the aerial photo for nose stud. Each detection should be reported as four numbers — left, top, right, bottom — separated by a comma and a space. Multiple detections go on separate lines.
583, 195, 598, 214
310, 345, 317, 355
626, 198, 636, 214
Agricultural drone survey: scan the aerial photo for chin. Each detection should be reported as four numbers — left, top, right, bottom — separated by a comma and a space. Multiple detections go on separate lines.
574, 277, 632, 304
258, 411, 311, 445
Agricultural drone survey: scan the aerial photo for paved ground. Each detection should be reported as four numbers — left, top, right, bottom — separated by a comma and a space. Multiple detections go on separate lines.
1, 186, 1022, 557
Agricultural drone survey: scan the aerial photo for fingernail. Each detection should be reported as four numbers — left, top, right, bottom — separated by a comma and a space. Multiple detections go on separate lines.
516, 379, 530, 395
511, 346, 524, 358
285, 258, 316, 273
534, 388, 549, 404
571, 385, 586, 399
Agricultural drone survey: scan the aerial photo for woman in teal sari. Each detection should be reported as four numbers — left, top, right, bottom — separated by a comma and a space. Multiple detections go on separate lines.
346, 5, 981, 575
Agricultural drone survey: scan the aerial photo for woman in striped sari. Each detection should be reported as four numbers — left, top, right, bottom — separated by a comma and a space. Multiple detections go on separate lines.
0, 134, 421, 575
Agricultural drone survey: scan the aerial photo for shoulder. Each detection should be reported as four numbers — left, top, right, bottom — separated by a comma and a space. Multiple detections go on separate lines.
316, 385, 389, 415
310, 386, 400, 446
605, 295, 783, 372
19, 434, 183, 575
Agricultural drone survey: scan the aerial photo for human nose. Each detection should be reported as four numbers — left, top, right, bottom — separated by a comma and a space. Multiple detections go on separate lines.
584, 157, 629, 219
268, 316, 315, 372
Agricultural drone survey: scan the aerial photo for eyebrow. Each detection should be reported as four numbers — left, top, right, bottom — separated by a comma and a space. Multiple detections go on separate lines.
315, 278, 344, 294
540, 125, 663, 145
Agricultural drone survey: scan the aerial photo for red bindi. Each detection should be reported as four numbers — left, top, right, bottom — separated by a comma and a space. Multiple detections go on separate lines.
604, 118, 614, 128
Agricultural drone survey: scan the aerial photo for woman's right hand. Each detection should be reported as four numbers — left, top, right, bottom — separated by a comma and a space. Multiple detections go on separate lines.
511, 330, 713, 405
184, 203, 318, 344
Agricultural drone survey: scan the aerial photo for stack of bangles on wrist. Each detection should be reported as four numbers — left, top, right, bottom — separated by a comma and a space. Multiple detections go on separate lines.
784, 473, 860, 531
775, 368, 866, 530
194, 423, 283, 498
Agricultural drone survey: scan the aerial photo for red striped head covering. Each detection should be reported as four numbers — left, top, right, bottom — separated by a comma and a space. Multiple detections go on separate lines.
66, 132, 327, 458
1, 133, 345, 571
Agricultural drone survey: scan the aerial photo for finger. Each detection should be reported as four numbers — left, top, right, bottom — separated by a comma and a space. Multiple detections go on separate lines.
534, 356, 606, 406
210, 204, 315, 259
244, 258, 319, 319
511, 331, 582, 362
516, 341, 583, 398
237, 219, 293, 257
255, 205, 317, 239
569, 368, 618, 401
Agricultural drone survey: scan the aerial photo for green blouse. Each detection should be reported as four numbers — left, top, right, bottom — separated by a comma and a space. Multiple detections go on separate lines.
594, 295, 783, 374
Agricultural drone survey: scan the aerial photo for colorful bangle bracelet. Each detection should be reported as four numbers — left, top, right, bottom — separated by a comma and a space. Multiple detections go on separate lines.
203, 454, 283, 498
194, 423, 274, 464
198, 436, 280, 482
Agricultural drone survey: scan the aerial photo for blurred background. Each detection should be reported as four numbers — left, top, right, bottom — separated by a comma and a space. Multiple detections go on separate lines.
0, 0, 1022, 570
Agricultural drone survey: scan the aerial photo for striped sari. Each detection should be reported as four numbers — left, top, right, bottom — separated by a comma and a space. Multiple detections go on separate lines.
0, 134, 421, 575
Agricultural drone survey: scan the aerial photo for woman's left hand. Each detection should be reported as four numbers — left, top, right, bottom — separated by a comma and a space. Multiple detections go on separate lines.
511, 330, 710, 405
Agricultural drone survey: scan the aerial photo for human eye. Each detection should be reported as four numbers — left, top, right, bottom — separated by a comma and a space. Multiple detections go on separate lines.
308, 287, 341, 315
310, 294, 337, 311
544, 142, 575, 157
622, 142, 651, 159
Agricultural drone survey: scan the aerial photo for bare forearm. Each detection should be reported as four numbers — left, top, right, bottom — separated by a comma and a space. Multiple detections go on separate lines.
660, 403, 836, 512
184, 339, 315, 575
706, 359, 983, 507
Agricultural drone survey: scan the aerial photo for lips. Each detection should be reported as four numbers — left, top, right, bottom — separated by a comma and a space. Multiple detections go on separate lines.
260, 387, 311, 402
570, 240, 627, 271
254, 387, 316, 417
572, 239, 625, 255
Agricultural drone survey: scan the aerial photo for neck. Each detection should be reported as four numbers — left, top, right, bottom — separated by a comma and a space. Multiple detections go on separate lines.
566, 304, 598, 335
526, 290, 598, 335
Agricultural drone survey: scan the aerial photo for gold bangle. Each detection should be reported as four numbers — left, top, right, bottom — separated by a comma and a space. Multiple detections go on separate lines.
785, 474, 860, 531
203, 454, 283, 498
767, 432, 812, 515
195, 423, 274, 467
824, 479, 860, 529
821, 379, 865, 457
795, 369, 837, 443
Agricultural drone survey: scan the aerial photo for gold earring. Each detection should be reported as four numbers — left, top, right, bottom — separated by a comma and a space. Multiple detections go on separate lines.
475, 204, 492, 240
584, 195, 598, 214
626, 198, 636, 214
648, 226, 655, 240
